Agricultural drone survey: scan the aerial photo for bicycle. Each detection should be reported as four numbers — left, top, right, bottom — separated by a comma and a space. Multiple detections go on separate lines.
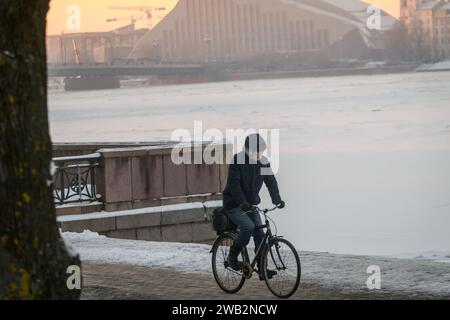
210, 205, 301, 299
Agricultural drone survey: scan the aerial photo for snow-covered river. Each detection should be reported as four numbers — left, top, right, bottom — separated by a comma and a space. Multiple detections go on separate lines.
49, 71, 450, 257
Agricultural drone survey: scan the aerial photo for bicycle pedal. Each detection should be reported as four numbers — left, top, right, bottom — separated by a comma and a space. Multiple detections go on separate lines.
242, 263, 253, 279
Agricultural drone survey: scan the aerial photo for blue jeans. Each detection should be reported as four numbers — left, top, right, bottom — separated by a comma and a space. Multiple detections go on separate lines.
226, 207, 265, 254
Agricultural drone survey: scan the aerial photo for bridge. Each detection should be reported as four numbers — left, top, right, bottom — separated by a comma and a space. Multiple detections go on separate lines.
47, 64, 206, 77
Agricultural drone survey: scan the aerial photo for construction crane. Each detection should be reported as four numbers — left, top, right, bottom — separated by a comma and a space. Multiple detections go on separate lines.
105, 15, 146, 28
108, 6, 166, 29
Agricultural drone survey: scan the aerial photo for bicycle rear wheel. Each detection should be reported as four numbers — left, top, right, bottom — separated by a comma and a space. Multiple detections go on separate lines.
262, 238, 301, 298
211, 233, 246, 294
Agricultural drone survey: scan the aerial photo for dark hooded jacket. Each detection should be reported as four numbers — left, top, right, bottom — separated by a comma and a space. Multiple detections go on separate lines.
222, 151, 282, 211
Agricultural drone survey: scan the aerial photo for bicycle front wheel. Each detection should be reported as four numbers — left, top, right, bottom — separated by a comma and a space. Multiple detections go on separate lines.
211, 233, 246, 294
262, 238, 301, 298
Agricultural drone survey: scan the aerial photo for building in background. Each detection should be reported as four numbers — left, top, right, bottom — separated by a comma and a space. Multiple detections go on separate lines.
46, 24, 148, 65
400, 0, 450, 60
129, 0, 397, 63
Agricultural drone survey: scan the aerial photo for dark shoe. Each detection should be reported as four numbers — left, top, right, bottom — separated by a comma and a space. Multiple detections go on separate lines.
258, 269, 277, 281
256, 255, 277, 280
227, 246, 241, 271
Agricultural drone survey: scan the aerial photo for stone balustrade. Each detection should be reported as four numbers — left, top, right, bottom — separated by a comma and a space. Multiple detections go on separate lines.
54, 142, 231, 243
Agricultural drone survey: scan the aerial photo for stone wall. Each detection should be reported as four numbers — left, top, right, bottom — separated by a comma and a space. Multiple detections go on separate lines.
55, 142, 230, 215
97, 143, 229, 212
59, 201, 220, 243
54, 142, 231, 243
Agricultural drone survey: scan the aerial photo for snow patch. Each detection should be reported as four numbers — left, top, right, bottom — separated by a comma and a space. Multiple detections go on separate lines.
59, 229, 81, 257
57, 200, 222, 222
416, 60, 450, 72
53, 152, 101, 162
61, 230, 211, 273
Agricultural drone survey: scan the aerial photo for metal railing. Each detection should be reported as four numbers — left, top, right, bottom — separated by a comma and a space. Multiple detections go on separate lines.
52, 153, 102, 205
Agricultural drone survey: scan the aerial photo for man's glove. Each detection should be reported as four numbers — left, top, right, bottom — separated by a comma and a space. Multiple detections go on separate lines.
276, 200, 285, 209
240, 202, 252, 212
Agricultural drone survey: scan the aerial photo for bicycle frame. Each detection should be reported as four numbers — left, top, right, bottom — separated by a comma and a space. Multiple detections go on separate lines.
211, 204, 301, 298
242, 206, 280, 270
209, 205, 282, 271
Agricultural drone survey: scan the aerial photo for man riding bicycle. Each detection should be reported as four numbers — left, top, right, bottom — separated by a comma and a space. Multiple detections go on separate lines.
222, 133, 285, 279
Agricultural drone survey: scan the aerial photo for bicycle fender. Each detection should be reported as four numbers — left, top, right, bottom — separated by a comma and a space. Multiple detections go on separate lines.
268, 235, 284, 245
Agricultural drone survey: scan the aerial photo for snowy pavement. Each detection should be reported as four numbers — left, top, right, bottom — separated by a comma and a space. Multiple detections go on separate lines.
63, 231, 450, 298
80, 262, 447, 300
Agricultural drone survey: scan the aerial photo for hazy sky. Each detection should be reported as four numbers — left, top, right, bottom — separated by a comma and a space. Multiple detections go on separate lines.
47, 0, 400, 35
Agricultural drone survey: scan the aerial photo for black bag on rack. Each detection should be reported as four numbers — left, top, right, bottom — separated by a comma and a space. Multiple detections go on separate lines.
212, 207, 237, 235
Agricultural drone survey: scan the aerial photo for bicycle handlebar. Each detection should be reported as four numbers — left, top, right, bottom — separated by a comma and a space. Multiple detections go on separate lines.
253, 204, 281, 214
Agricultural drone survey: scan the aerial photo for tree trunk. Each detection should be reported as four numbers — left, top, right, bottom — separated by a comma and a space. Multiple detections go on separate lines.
0, 1, 81, 299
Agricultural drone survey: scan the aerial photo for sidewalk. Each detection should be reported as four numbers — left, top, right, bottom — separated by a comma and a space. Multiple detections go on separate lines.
80, 262, 449, 300
63, 231, 450, 300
